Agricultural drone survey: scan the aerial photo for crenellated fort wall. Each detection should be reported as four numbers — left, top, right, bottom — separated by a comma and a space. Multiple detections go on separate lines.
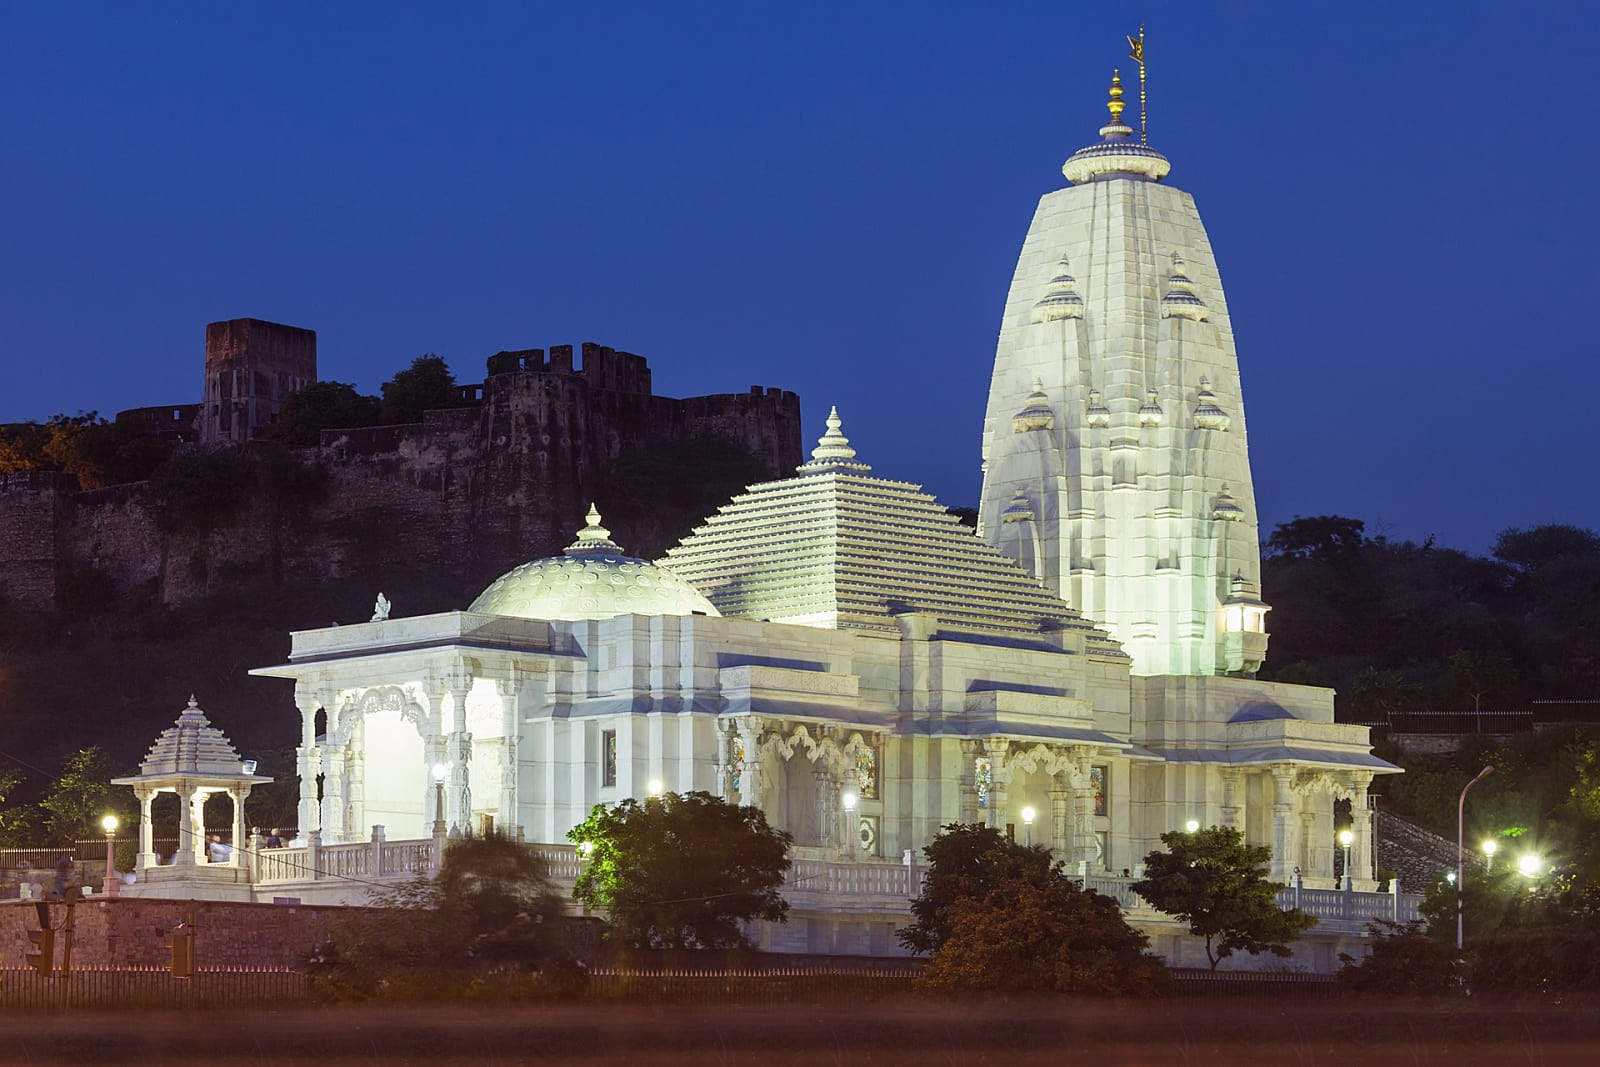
0, 341, 803, 610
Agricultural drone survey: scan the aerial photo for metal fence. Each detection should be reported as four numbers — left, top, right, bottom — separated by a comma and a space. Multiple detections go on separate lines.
0, 966, 308, 1010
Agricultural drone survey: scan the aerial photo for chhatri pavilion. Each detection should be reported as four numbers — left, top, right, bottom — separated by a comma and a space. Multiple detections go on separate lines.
121, 59, 1406, 969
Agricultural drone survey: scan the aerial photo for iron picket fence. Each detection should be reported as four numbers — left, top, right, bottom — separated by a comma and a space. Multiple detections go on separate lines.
0, 966, 308, 1010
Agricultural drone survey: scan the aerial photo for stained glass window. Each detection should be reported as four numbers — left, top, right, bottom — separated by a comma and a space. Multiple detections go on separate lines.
855, 746, 877, 800
1091, 764, 1107, 817
601, 729, 617, 788
729, 736, 746, 793
975, 757, 993, 809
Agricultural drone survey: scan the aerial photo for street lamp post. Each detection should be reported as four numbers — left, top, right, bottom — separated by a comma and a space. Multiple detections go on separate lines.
1021, 806, 1036, 848
1338, 829, 1354, 890
101, 815, 120, 898
1457, 764, 1494, 952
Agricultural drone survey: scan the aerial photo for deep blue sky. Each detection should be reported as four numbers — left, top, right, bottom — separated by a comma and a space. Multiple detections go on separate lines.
2, 2, 1594, 554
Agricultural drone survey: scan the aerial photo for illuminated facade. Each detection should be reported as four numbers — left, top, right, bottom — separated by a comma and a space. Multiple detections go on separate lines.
978, 73, 1270, 677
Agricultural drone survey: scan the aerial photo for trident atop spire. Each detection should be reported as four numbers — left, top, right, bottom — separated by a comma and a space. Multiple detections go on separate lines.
1126, 25, 1147, 144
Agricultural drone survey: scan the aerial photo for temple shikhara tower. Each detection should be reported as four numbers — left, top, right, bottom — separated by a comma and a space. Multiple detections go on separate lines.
979, 68, 1270, 678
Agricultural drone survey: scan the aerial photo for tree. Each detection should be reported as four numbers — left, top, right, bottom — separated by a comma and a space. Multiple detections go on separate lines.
261, 381, 380, 446
1335, 920, 1460, 995
900, 822, 1043, 954
906, 825, 1169, 996
309, 832, 569, 997
39, 747, 131, 845
568, 791, 792, 949
1133, 825, 1315, 970
1265, 515, 1367, 562
380, 355, 466, 425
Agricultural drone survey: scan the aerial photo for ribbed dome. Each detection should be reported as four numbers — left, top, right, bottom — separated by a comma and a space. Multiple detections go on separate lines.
137, 696, 251, 777
468, 505, 719, 622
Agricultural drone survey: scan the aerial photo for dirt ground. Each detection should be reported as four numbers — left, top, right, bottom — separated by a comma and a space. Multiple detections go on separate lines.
2, 997, 1598, 1065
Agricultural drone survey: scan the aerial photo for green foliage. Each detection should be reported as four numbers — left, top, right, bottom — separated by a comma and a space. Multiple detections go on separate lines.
1133, 826, 1316, 970
380, 355, 466, 425
261, 381, 380, 446
1265, 514, 1368, 562
1334, 920, 1460, 995
900, 823, 1042, 954
596, 437, 776, 558
1261, 517, 1600, 712
906, 824, 1169, 996
0, 770, 40, 846
143, 448, 258, 533
568, 791, 792, 950
0, 412, 171, 487
0, 421, 49, 473
309, 832, 570, 999
38, 747, 134, 845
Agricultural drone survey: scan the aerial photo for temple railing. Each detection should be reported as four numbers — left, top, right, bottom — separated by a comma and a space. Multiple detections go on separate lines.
244, 833, 1423, 926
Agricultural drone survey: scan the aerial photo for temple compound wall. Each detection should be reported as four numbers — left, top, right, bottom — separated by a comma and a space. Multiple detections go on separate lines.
0, 342, 803, 609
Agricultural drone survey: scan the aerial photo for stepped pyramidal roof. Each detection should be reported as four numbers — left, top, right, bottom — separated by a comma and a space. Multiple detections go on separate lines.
661, 408, 1126, 656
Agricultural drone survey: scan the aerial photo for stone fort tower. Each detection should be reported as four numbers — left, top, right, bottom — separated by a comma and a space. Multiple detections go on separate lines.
201, 317, 317, 444
979, 71, 1270, 678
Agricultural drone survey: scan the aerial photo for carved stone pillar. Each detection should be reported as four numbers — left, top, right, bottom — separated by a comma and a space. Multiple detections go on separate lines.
1299, 810, 1316, 877
180, 788, 204, 866
497, 677, 520, 835
294, 686, 323, 842
136, 788, 158, 870
1270, 764, 1296, 882
737, 716, 765, 812
445, 672, 473, 832
815, 766, 840, 851
985, 738, 1011, 833
1220, 768, 1242, 832
1351, 772, 1375, 889
321, 745, 348, 843
1049, 774, 1072, 858
1071, 751, 1096, 865
958, 740, 981, 826
230, 786, 250, 868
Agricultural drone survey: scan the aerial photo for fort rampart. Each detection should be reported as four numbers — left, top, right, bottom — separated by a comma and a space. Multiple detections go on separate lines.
0, 342, 802, 609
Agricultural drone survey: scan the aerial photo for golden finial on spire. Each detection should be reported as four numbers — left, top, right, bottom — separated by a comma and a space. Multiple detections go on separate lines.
1107, 69, 1127, 124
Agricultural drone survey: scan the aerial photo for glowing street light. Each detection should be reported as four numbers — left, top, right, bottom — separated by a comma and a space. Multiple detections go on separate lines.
646, 778, 664, 798
1457, 764, 1495, 951
1021, 806, 1037, 847
1482, 838, 1498, 871
1339, 829, 1354, 890
1517, 854, 1542, 878
101, 814, 120, 898
1184, 819, 1200, 833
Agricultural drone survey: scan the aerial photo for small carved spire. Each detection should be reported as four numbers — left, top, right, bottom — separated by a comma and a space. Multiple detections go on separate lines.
565, 503, 627, 556
1193, 376, 1231, 431
1138, 389, 1164, 427
1032, 254, 1086, 323
1012, 379, 1055, 433
1162, 252, 1210, 321
1085, 389, 1111, 428
798, 406, 872, 474
1212, 485, 1245, 522
1001, 490, 1035, 524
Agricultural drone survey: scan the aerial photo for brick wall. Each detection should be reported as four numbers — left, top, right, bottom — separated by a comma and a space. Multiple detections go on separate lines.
0, 898, 346, 969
